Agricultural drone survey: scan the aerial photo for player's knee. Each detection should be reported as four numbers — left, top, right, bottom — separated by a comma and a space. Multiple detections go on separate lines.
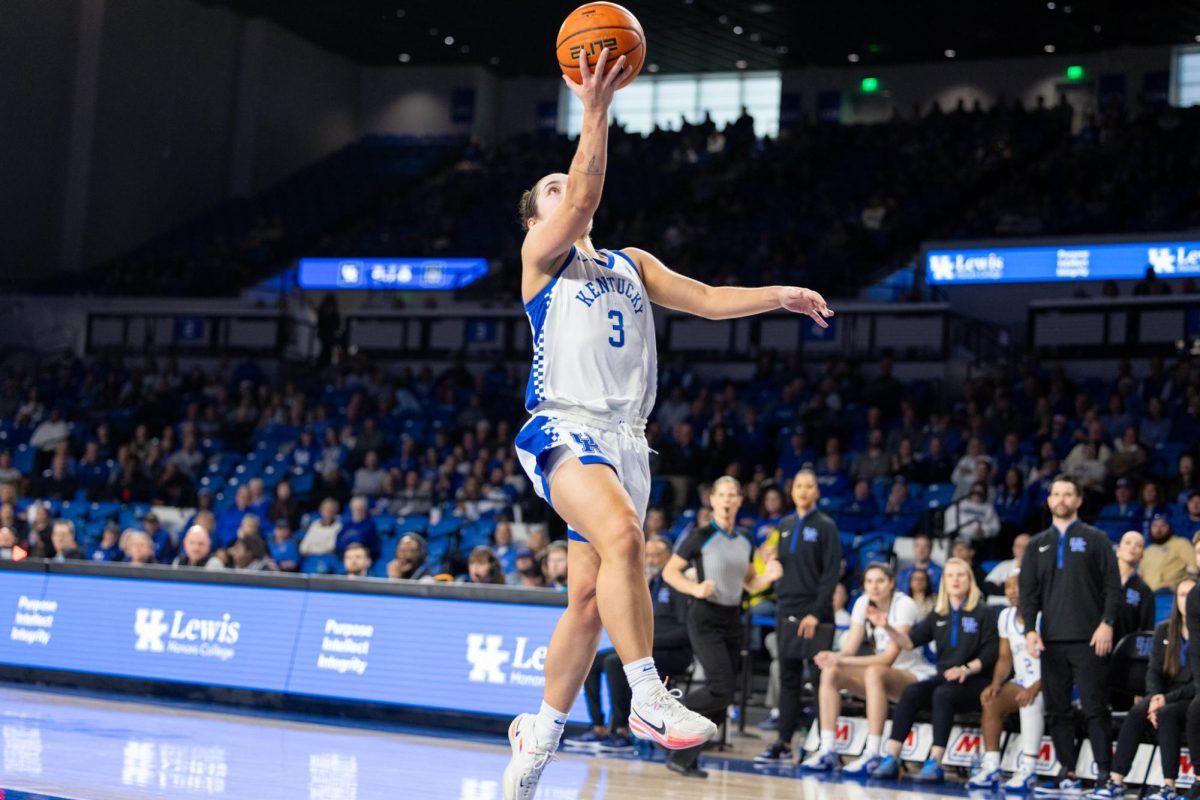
862, 664, 883, 685
821, 662, 839, 682
597, 516, 644, 562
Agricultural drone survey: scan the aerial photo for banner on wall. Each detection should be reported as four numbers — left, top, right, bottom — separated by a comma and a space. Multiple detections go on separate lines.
1, 573, 607, 723
925, 237, 1200, 285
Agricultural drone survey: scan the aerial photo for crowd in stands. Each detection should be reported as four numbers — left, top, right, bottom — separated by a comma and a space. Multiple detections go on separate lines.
62, 95, 1200, 302
0, 350, 1197, 601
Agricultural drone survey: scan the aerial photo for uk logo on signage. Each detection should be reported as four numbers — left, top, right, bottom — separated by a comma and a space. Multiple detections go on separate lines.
466, 634, 510, 684
134, 608, 169, 652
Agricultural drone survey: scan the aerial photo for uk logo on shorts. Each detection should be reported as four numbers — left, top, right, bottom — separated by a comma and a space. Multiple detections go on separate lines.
1069, 537, 1086, 553
802, 527, 818, 542
570, 432, 601, 454
961, 616, 978, 634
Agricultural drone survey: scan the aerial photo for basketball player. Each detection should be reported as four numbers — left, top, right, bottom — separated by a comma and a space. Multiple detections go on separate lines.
502, 47, 833, 799
967, 572, 1043, 792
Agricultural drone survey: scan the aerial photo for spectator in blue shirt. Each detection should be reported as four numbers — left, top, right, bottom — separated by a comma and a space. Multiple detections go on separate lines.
76, 441, 112, 499
1137, 481, 1172, 537
214, 486, 257, 550
492, 518, 518, 576
994, 468, 1031, 536
752, 487, 787, 545
88, 522, 122, 562
993, 433, 1031, 482
816, 452, 851, 498
142, 513, 176, 563
838, 479, 881, 534
879, 477, 923, 537
336, 495, 379, 558
1100, 478, 1142, 525
270, 518, 300, 572
897, 533, 942, 594
1174, 491, 1200, 539
288, 429, 320, 471
778, 430, 815, 481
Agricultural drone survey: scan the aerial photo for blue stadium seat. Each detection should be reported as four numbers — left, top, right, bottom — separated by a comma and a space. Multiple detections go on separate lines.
819, 496, 847, 513
374, 514, 396, 538
396, 515, 430, 536
13, 444, 34, 475
925, 483, 955, 509
88, 501, 120, 521
649, 477, 671, 507
428, 517, 463, 542
289, 470, 315, 499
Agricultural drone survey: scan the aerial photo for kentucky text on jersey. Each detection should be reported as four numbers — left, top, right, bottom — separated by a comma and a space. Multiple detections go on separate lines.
574, 273, 646, 314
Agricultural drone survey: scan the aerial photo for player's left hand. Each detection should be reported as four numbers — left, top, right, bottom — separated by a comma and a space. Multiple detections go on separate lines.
1090, 622, 1113, 657
778, 287, 834, 328
798, 613, 819, 639
1015, 686, 1039, 707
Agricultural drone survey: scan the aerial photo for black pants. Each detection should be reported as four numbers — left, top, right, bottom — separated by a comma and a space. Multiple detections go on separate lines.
777, 613, 834, 746
582, 647, 693, 730
1113, 696, 1189, 781
1042, 640, 1112, 780
669, 602, 741, 770
890, 673, 992, 748
1186, 696, 1200, 798
682, 601, 742, 724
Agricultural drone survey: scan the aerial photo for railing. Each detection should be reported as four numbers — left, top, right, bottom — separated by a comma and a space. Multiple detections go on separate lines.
84, 302, 963, 363
1028, 295, 1200, 359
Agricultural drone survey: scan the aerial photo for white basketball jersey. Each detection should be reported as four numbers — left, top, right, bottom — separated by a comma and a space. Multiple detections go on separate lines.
999, 606, 1041, 688
524, 246, 657, 421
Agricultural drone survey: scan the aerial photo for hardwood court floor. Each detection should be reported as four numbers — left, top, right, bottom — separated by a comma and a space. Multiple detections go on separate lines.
0, 685, 976, 799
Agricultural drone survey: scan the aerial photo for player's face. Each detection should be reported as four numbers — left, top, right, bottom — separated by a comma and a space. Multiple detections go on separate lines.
529, 173, 593, 234
1004, 574, 1020, 607
863, 568, 892, 603
1047, 481, 1082, 519
1177, 580, 1195, 617
1118, 532, 1145, 564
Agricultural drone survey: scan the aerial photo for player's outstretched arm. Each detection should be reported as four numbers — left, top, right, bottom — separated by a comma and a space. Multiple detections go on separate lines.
628, 246, 833, 327
521, 48, 631, 272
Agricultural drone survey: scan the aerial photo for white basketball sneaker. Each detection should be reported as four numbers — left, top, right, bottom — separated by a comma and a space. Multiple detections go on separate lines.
628, 684, 718, 750
502, 713, 557, 800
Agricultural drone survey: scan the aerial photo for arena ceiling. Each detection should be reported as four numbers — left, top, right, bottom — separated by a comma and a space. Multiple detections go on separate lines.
199, 0, 1200, 75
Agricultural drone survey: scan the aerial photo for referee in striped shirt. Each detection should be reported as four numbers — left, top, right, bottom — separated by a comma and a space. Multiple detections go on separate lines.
661, 475, 780, 778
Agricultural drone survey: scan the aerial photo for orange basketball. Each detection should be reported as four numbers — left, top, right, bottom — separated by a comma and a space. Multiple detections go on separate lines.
556, 2, 646, 90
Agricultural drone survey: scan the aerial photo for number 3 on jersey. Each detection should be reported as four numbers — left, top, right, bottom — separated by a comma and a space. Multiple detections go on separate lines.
607, 309, 625, 347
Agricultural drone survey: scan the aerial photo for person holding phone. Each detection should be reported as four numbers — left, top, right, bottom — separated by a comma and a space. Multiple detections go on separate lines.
794, 561, 935, 774
867, 557, 999, 782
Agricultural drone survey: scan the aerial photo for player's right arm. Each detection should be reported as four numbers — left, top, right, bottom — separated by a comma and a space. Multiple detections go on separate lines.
521, 48, 629, 274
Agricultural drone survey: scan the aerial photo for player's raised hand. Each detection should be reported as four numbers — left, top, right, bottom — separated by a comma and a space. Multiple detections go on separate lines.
564, 47, 630, 111
778, 286, 835, 328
